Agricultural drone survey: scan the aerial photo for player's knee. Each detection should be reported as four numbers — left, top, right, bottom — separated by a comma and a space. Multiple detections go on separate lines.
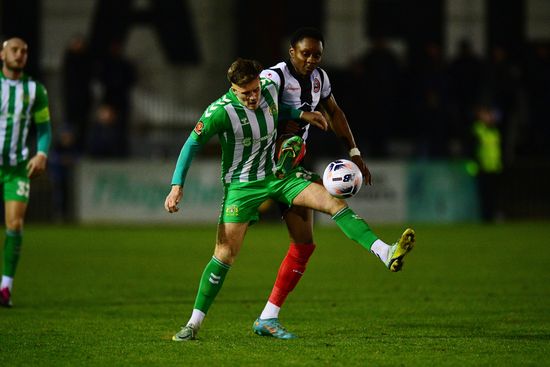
214, 244, 238, 265
6, 218, 24, 232
328, 198, 347, 216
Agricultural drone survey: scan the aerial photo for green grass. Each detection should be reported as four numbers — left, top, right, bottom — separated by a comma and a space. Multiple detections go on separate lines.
1, 222, 550, 366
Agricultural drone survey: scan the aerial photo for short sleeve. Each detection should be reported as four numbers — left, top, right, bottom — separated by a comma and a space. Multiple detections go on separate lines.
260, 69, 282, 90
319, 68, 332, 100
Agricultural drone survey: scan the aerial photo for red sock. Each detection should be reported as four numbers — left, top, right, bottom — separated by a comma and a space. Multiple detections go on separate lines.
268, 243, 316, 307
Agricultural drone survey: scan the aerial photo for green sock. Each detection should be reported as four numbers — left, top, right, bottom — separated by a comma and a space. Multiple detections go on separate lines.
193, 256, 230, 314
333, 207, 378, 251
3, 230, 22, 277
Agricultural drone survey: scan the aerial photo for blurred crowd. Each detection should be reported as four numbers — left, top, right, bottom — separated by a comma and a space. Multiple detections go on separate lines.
48, 34, 550, 221
309, 37, 550, 164
48, 34, 136, 220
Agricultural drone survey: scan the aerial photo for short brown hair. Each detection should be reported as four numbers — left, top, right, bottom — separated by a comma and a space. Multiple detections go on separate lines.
227, 58, 263, 86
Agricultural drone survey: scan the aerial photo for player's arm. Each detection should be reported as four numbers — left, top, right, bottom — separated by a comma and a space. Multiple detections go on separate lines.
319, 95, 372, 185
165, 136, 201, 213
165, 107, 223, 213
279, 104, 328, 131
27, 83, 52, 178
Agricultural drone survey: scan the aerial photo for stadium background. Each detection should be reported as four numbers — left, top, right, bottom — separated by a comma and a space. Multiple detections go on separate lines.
1, 0, 549, 223
2, 2, 550, 365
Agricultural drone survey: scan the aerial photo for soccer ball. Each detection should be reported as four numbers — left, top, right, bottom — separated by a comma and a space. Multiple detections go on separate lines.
322, 159, 363, 199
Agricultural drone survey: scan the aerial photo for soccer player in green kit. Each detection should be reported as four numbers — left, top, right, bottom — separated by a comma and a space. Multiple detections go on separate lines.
165, 58, 414, 341
0, 37, 52, 307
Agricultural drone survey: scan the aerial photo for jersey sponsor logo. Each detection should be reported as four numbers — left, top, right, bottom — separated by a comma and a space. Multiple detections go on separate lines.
286, 86, 300, 91
194, 121, 204, 135
241, 130, 276, 147
313, 78, 321, 93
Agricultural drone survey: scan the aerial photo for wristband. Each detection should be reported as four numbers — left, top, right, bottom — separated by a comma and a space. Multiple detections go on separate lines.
349, 148, 361, 157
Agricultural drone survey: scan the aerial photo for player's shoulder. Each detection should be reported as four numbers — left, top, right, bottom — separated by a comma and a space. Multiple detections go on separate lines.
202, 93, 233, 120
22, 74, 48, 91
261, 62, 286, 80
263, 61, 287, 73
260, 76, 277, 89
314, 66, 330, 80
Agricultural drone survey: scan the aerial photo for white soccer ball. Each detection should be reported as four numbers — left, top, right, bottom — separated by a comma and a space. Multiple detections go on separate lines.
322, 159, 363, 199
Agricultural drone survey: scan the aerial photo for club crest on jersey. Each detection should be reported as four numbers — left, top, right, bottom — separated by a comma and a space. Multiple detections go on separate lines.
194, 121, 204, 135
268, 104, 277, 116
225, 205, 239, 216
313, 78, 321, 93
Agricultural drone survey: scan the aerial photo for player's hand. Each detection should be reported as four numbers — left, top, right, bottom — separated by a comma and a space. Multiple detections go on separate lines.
351, 155, 372, 185
301, 111, 328, 131
165, 185, 184, 213
26, 153, 47, 178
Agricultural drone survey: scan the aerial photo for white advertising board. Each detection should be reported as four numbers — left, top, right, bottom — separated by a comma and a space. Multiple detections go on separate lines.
75, 159, 222, 223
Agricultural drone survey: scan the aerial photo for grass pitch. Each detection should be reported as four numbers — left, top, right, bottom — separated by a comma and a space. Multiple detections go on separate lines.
1, 222, 549, 366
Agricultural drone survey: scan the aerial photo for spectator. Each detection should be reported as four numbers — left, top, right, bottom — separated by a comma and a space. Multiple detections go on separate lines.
351, 36, 403, 157
86, 103, 127, 159
484, 45, 523, 161
524, 43, 550, 157
407, 41, 451, 158
468, 105, 503, 222
96, 39, 137, 155
48, 125, 79, 222
448, 39, 485, 155
61, 34, 94, 153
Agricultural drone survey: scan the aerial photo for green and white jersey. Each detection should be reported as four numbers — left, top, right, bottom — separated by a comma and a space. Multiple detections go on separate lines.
0, 71, 50, 166
191, 78, 283, 184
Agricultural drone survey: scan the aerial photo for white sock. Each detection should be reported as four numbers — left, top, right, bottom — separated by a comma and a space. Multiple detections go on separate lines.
260, 301, 281, 320
1, 276, 13, 291
187, 309, 205, 329
370, 239, 391, 263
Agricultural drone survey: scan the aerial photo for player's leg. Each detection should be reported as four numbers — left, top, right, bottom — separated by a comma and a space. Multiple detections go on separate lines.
292, 183, 415, 270
1, 201, 27, 308
254, 206, 315, 339
265, 206, 315, 312
173, 182, 265, 341
173, 222, 248, 341
1, 166, 30, 308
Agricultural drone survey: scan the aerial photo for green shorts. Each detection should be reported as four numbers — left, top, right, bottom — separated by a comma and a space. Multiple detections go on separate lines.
0, 162, 30, 203
219, 167, 317, 224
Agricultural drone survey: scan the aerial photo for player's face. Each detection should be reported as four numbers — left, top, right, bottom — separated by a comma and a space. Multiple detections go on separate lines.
289, 37, 323, 77
231, 77, 261, 110
1, 38, 28, 74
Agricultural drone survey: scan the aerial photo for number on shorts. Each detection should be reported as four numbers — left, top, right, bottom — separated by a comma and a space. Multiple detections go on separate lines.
16, 181, 30, 198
